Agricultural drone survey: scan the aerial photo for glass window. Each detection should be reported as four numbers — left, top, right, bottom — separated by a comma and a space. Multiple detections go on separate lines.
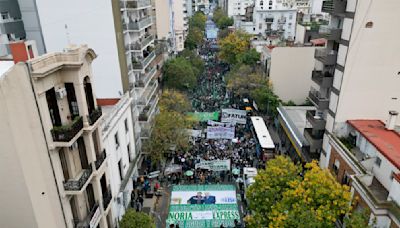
114, 133, 120, 149
124, 119, 129, 132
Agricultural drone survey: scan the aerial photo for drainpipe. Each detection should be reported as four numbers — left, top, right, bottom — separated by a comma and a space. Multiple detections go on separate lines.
25, 62, 69, 228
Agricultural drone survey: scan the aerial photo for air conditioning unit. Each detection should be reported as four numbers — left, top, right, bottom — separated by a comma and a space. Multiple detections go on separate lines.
55, 87, 67, 100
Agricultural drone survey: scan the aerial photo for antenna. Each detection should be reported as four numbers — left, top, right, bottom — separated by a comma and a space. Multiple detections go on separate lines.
65, 24, 71, 46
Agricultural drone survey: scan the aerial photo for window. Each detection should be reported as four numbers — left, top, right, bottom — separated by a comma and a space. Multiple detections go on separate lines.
342, 172, 350, 186
114, 132, 120, 149
269, 0, 272, 5
118, 160, 123, 181
124, 118, 129, 133
1, 12, 9, 20
375, 157, 381, 167
127, 143, 132, 162
260, 1, 263, 6
332, 159, 340, 175
289, 14, 293, 20
268, 6, 272, 9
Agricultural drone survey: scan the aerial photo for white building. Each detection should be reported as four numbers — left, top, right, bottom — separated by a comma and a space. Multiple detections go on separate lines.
100, 94, 140, 225
226, 0, 254, 18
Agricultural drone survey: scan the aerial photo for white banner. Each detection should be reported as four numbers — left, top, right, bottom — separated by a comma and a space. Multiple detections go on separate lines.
195, 159, 231, 171
221, 109, 247, 124
207, 120, 235, 127
187, 129, 202, 138
170, 188, 236, 205
206, 126, 235, 139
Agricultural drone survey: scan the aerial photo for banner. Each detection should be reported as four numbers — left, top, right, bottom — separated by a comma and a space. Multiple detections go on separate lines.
221, 109, 247, 124
187, 112, 219, 122
207, 120, 235, 127
167, 185, 240, 228
206, 126, 235, 139
195, 160, 231, 171
187, 129, 202, 138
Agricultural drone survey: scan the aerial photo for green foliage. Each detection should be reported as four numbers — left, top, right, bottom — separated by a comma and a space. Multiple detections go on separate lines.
179, 49, 205, 75
246, 158, 353, 228
119, 209, 155, 228
226, 65, 264, 97
213, 7, 233, 29
163, 57, 197, 90
282, 100, 296, 106
190, 12, 207, 31
344, 209, 372, 228
238, 48, 260, 66
159, 89, 192, 113
218, 28, 230, 39
339, 137, 356, 150
250, 82, 281, 116
246, 156, 302, 227
185, 26, 204, 50
51, 116, 82, 133
218, 30, 251, 65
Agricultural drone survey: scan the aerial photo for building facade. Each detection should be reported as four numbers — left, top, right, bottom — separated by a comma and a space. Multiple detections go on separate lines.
0, 44, 114, 228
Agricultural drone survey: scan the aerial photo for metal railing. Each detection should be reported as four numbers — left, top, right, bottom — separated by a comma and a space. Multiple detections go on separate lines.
95, 149, 107, 170
128, 35, 154, 51
319, 25, 342, 40
76, 203, 100, 228
322, 0, 347, 14
63, 166, 93, 191
123, 16, 152, 31
120, 0, 151, 9
102, 187, 112, 210
314, 49, 337, 65
87, 107, 102, 125
132, 51, 155, 69
135, 66, 156, 87
51, 116, 83, 142
308, 87, 329, 109
138, 81, 158, 105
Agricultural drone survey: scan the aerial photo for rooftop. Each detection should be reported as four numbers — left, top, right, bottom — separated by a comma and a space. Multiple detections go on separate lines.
0, 61, 15, 78
348, 120, 400, 169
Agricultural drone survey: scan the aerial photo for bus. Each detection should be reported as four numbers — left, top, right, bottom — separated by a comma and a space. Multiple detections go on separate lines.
250, 116, 275, 162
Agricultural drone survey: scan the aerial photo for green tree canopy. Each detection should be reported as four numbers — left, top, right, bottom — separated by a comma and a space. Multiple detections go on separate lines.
250, 84, 281, 116
190, 12, 207, 31
216, 16, 234, 29
218, 30, 251, 65
119, 209, 155, 228
159, 89, 191, 113
185, 26, 204, 50
164, 57, 197, 90
226, 65, 265, 97
238, 48, 261, 66
179, 49, 205, 75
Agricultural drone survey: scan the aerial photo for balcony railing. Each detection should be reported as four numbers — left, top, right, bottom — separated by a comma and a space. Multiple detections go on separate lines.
278, 18, 286, 24
102, 188, 112, 210
95, 150, 107, 170
120, 0, 151, 9
306, 110, 326, 130
315, 49, 337, 65
76, 203, 100, 228
138, 81, 158, 105
127, 35, 154, 51
135, 66, 156, 87
265, 18, 274, 23
311, 70, 334, 88
63, 166, 93, 191
51, 116, 83, 142
139, 96, 158, 122
322, 0, 347, 14
319, 25, 342, 41
308, 88, 329, 110
123, 16, 152, 31
304, 128, 323, 151
87, 107, 102, 126
132, 51, 155, 69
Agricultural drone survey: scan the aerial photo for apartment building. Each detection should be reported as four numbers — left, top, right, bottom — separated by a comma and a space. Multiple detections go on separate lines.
327, 119, 400, 227
238, 0, 301, 40
0, 0, 26, 57
100, 94, 140, 225
0, 44, 113, 228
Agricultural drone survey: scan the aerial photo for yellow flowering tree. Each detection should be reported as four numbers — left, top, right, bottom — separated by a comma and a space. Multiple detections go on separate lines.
218, 31, 251, 65
246, 156, 302, 227
268, 161, 352, 228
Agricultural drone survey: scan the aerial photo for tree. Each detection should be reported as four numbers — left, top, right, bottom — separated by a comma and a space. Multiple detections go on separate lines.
185, 27, 204, 50
119, 209, 155, 228
246, 156, 302, 227
159, 89, 191, 113
226, 65, 265, 97
216, 16, 234, 29
179, 49, 205, 75
163, 57, 197, 90
344, 209, 372, 228
268, 161, 352, 228
190, 12, 207, 31
250, 85, 281, 116
238, 48, 260, 66
218, 28, 230, 39
218, 31, 251, 65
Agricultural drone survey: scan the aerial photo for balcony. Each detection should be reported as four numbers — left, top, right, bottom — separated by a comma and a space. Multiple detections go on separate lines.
319, 25, 342, 41
278, 18, 286, 24
63, 166, 93, 193
87, 107, 102, 126
138, 81, 158, 105
304, 128, 323, 151
308, 88, 329, 110
120, 0, 151, 9
127, 35, 154, 51
132, 51, 155, 70
311, 70, 333, 88
95, 150, 107, 170
75, 203, 101, 228
306, 110, 326, 130
139, 95, 158, 122
135, 66, 156, 87
140, 126, 151, 138
51, 116, 83, 142
102, 188, 112, 210
265, 18, 274, 23
315, 49, 337, 65
322, 0, 347, 15
123, 16, 152, 31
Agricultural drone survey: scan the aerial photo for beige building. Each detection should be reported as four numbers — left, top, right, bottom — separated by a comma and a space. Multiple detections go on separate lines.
268, 46, 317, 105
0, 44, 114, 228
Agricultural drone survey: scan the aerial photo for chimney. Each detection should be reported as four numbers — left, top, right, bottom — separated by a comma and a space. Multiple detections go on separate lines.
9, 40, 38, 63
386, 111, 399, 130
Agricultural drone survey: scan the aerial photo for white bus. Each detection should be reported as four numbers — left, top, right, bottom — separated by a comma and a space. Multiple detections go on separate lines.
250, 116, 275, 161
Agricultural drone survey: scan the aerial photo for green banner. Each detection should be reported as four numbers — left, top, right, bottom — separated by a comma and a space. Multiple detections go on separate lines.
187, 112, 219, 122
